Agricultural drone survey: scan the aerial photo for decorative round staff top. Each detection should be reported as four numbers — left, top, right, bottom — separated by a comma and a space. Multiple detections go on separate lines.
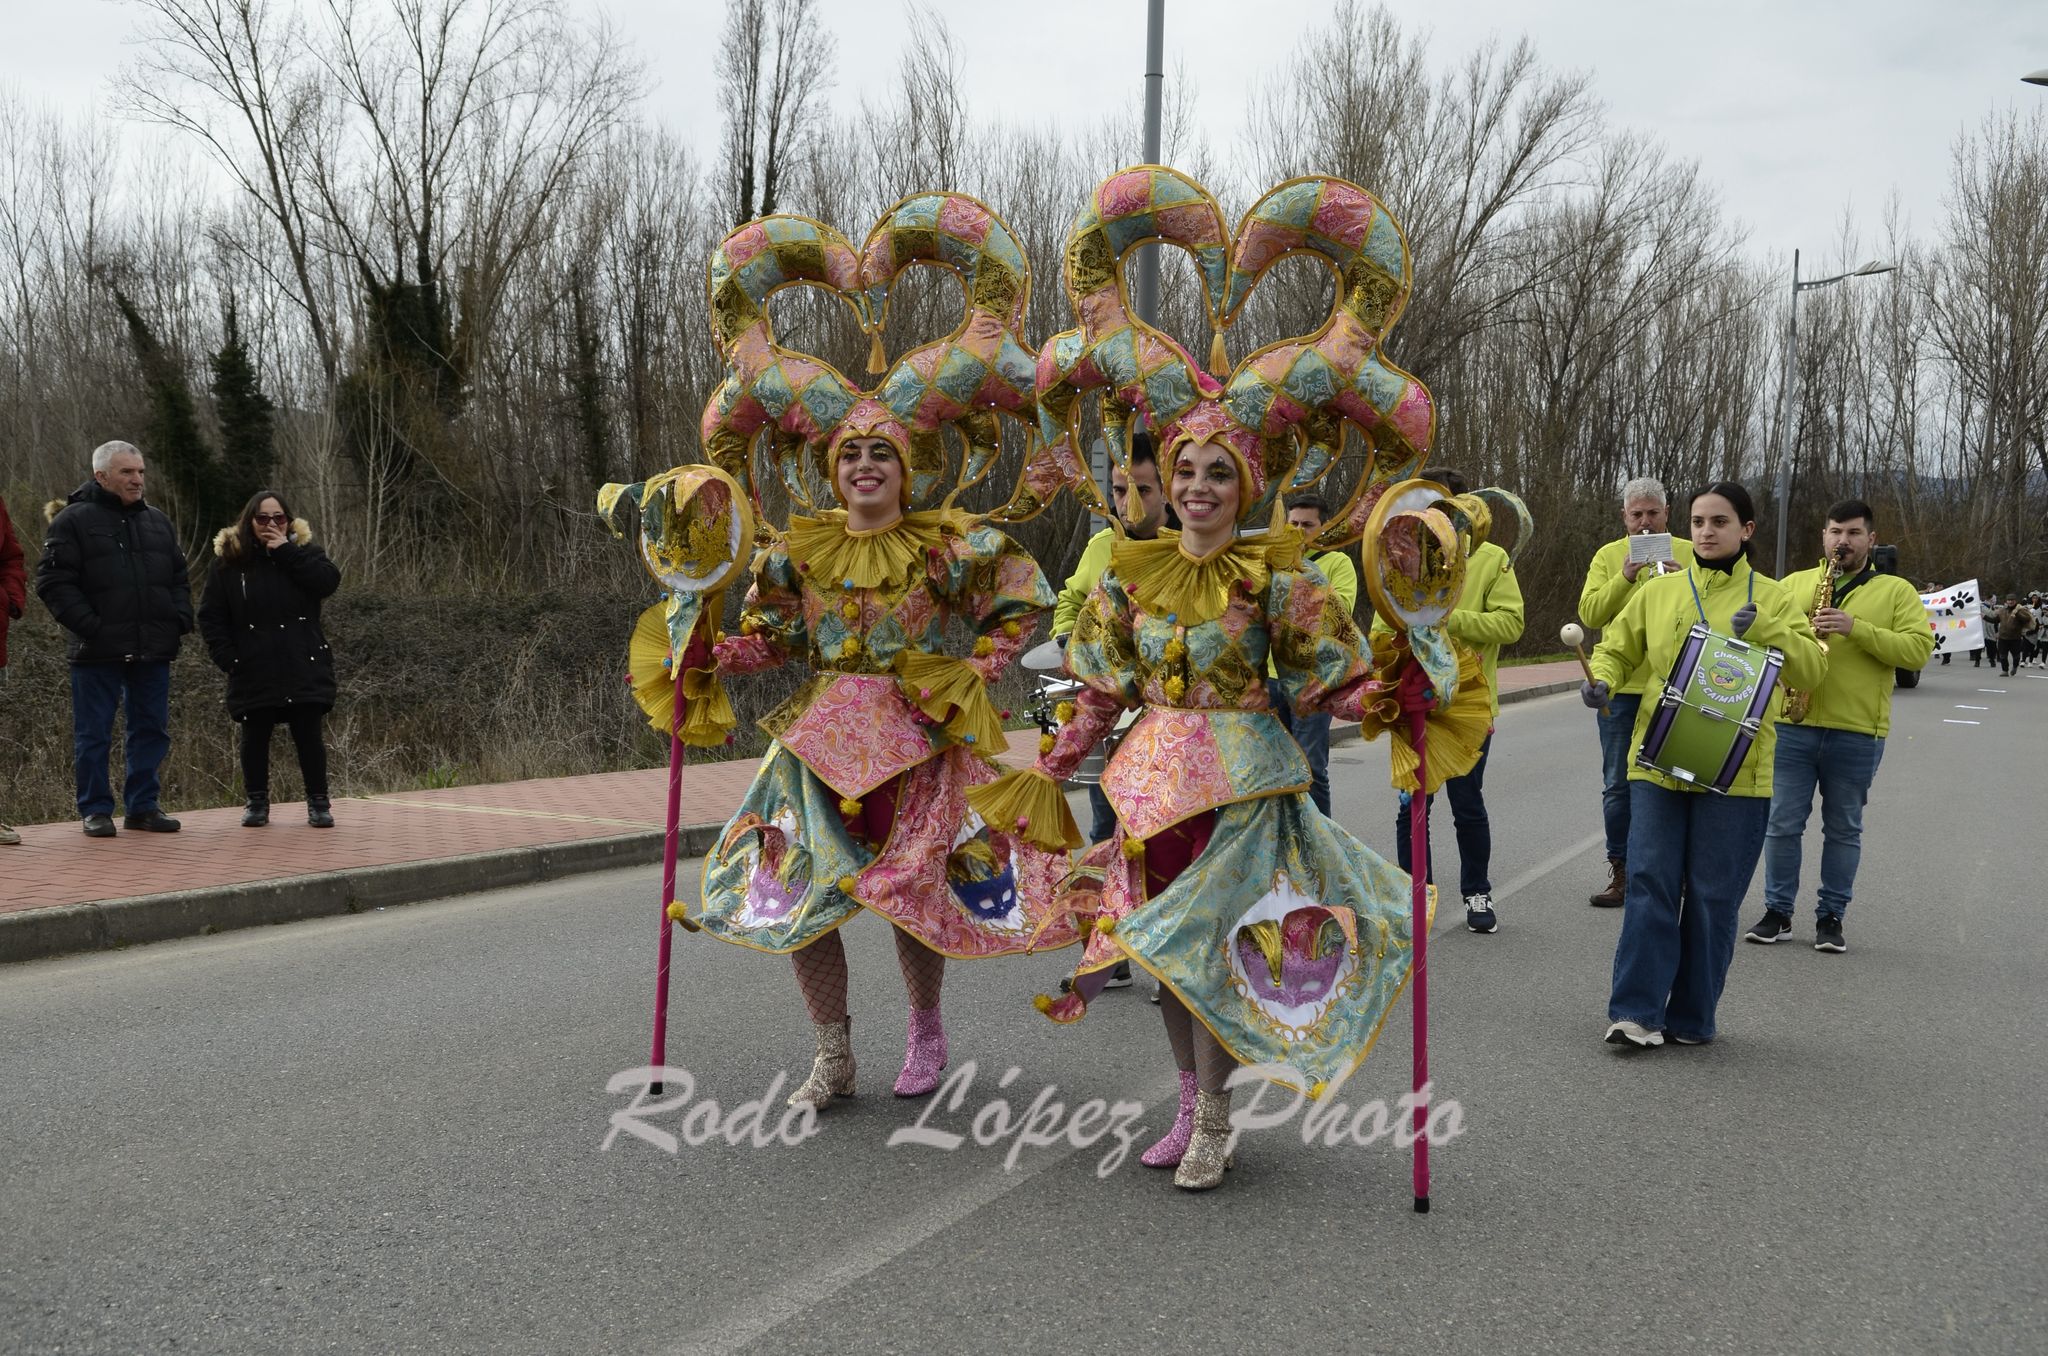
1361, 478, 1464, 631
600, 465, 756, 598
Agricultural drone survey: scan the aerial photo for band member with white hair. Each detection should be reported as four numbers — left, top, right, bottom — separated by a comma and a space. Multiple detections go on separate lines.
1746, 498, 1933, 953
1576, 476, 1694, 907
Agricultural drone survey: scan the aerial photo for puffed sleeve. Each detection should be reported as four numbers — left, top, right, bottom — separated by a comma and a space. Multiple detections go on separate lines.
963, 571, 1131, 851
1266, 567, 1384, 722
714, 544, 805, 674
938, 521, 1055, 682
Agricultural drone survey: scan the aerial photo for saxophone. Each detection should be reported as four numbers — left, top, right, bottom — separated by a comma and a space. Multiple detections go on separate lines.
1781, 556, 1832, 723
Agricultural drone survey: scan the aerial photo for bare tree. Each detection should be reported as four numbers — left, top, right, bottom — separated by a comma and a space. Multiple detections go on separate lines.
718, 0, 834, 226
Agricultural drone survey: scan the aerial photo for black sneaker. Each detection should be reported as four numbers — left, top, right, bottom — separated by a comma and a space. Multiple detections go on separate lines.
1814, 918, 1847, 953
123, 809, 182, 833
1463, 893, 1498, 934
1744, 911, 1793, 944
1101, 961, 1134, 989
82, 813, 117, 838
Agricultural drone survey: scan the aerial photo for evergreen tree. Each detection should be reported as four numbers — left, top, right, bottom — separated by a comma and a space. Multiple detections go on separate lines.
210, 298, 276, 501
104, 277, 220, 538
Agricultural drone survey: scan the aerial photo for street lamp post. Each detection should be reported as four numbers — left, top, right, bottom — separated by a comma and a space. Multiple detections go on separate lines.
2022, 69, 2048, 86
1771, 251, 1898, 577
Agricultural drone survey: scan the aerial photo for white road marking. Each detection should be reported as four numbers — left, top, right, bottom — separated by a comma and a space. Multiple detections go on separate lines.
1978, 689, 2007, 693
1955, 705, 1990, 711
1943, 719, 1982, 726
1431, 830, 1606, 938
663, 1070, 1179, 1356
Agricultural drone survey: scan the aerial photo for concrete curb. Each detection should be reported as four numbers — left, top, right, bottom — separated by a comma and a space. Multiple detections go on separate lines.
1, 824, 722, 966
3, 681, 1578, 966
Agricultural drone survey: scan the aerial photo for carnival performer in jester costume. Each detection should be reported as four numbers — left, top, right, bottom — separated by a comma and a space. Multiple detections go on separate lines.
971, 166, 1487, 1192
685, 193, 1085, 1109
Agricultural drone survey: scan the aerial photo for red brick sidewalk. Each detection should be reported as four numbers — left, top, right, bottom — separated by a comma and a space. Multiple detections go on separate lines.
0, 660, 1578, 929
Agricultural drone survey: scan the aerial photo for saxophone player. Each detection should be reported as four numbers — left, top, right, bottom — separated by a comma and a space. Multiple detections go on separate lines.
1746, 500, 1934, 953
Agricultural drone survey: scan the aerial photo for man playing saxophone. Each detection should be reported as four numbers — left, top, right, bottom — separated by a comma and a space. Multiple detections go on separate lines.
1746, 500, 1934, 953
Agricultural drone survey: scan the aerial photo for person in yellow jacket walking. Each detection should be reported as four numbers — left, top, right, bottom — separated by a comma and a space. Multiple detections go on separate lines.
1583, 482, 1826, 1047
1267, 492, 1359, 817
1378, 467, 1525, 934
1049, 434, 1171, 993
1746, 500, 1934, 954
1576, 477, 1695, 907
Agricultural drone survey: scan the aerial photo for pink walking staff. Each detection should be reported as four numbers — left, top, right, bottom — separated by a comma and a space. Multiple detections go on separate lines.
649, 656, 691, 1093
1399, 664, 1433, 1214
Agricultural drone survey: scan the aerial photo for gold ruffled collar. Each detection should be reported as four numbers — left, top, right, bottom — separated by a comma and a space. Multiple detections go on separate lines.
1111, 527, 1305, 627
785, 509, 961, 590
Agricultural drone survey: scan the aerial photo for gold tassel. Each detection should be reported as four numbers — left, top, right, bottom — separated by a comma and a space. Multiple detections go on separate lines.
1039, 732, 1056, 755
867, 328, 888, 375
839, 795, 862, 817
1208, 330, 1230, 379
1121, 835, 1145, 861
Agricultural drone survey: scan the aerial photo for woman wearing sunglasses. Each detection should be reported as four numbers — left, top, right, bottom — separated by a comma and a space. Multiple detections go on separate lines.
199, 490, 343, 827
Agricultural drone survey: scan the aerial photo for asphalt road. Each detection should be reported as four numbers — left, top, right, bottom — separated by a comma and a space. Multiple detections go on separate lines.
4, 662, 2044, 1355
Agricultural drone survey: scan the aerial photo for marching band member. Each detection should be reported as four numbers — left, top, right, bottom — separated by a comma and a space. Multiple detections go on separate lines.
1373, 466, 1523, 934
1582, 482, 1825, 1048
1747, 499, 1933, 953
1270, 492, 1359, 819
1576, 477, 1694, 908
1047, 436, 1170, 993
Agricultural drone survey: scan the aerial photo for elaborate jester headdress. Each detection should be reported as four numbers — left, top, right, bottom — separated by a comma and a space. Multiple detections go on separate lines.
1035, 165, 1437, 541
696, 192, 1078, 527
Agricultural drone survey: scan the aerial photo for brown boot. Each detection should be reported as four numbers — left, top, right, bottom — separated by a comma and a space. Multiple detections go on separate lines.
1590, 858, 1625, 908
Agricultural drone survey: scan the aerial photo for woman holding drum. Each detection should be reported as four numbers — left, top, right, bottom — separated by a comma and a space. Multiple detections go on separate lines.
1582, 482, 1826, 1048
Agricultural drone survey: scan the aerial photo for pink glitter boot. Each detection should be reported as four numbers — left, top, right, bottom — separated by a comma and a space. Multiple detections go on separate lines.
893, 1006, 948, 1096
1141, 1070, 1199, 1168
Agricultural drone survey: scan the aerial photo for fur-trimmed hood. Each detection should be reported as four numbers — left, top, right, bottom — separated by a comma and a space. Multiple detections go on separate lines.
213, 518, 314, 560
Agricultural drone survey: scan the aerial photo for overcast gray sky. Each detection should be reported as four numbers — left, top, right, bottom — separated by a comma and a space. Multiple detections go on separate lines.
9, 0, 2048, 276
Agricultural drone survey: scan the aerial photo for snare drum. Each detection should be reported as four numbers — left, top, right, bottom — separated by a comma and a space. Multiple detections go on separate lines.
1635, 624, 1784, 794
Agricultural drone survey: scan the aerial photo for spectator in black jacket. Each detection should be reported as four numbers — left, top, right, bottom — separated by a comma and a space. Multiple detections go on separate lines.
0, 493, 25, 845
35, 441, 193, 837
199, 490, 343, 827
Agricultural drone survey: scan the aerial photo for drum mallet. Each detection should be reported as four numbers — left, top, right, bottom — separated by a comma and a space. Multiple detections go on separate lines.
1559, 622, 1609, 716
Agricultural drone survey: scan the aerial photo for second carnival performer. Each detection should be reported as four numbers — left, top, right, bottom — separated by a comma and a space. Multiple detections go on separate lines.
973, 167, 1484, 1192
686, 195, 1081, 1109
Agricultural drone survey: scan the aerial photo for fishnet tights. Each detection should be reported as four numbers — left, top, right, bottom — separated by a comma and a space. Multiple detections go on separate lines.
1159, 985, 1237, 1091
894, 927, 945, 1010
789, 918, 947, 1021
1158, 987, 1196, 1071
791, 930, 849, 1024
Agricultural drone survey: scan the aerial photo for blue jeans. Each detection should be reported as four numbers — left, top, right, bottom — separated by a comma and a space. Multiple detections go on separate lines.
1609, 782, 1767, 1041
1267, 679, 1333, 817
1086, 784, 1117, 844
1395, 734, 1493, 898
1596, 692, 1643, 861
1762, 723, 1884, 922
71, 660, 173, 818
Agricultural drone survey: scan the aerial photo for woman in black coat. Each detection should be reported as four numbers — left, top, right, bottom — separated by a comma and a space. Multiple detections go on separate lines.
198, 490, 343, 826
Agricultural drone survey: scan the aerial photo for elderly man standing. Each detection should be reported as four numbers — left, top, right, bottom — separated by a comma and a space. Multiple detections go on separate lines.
36, 441, 193, 837
1576, 477, 1694, 907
